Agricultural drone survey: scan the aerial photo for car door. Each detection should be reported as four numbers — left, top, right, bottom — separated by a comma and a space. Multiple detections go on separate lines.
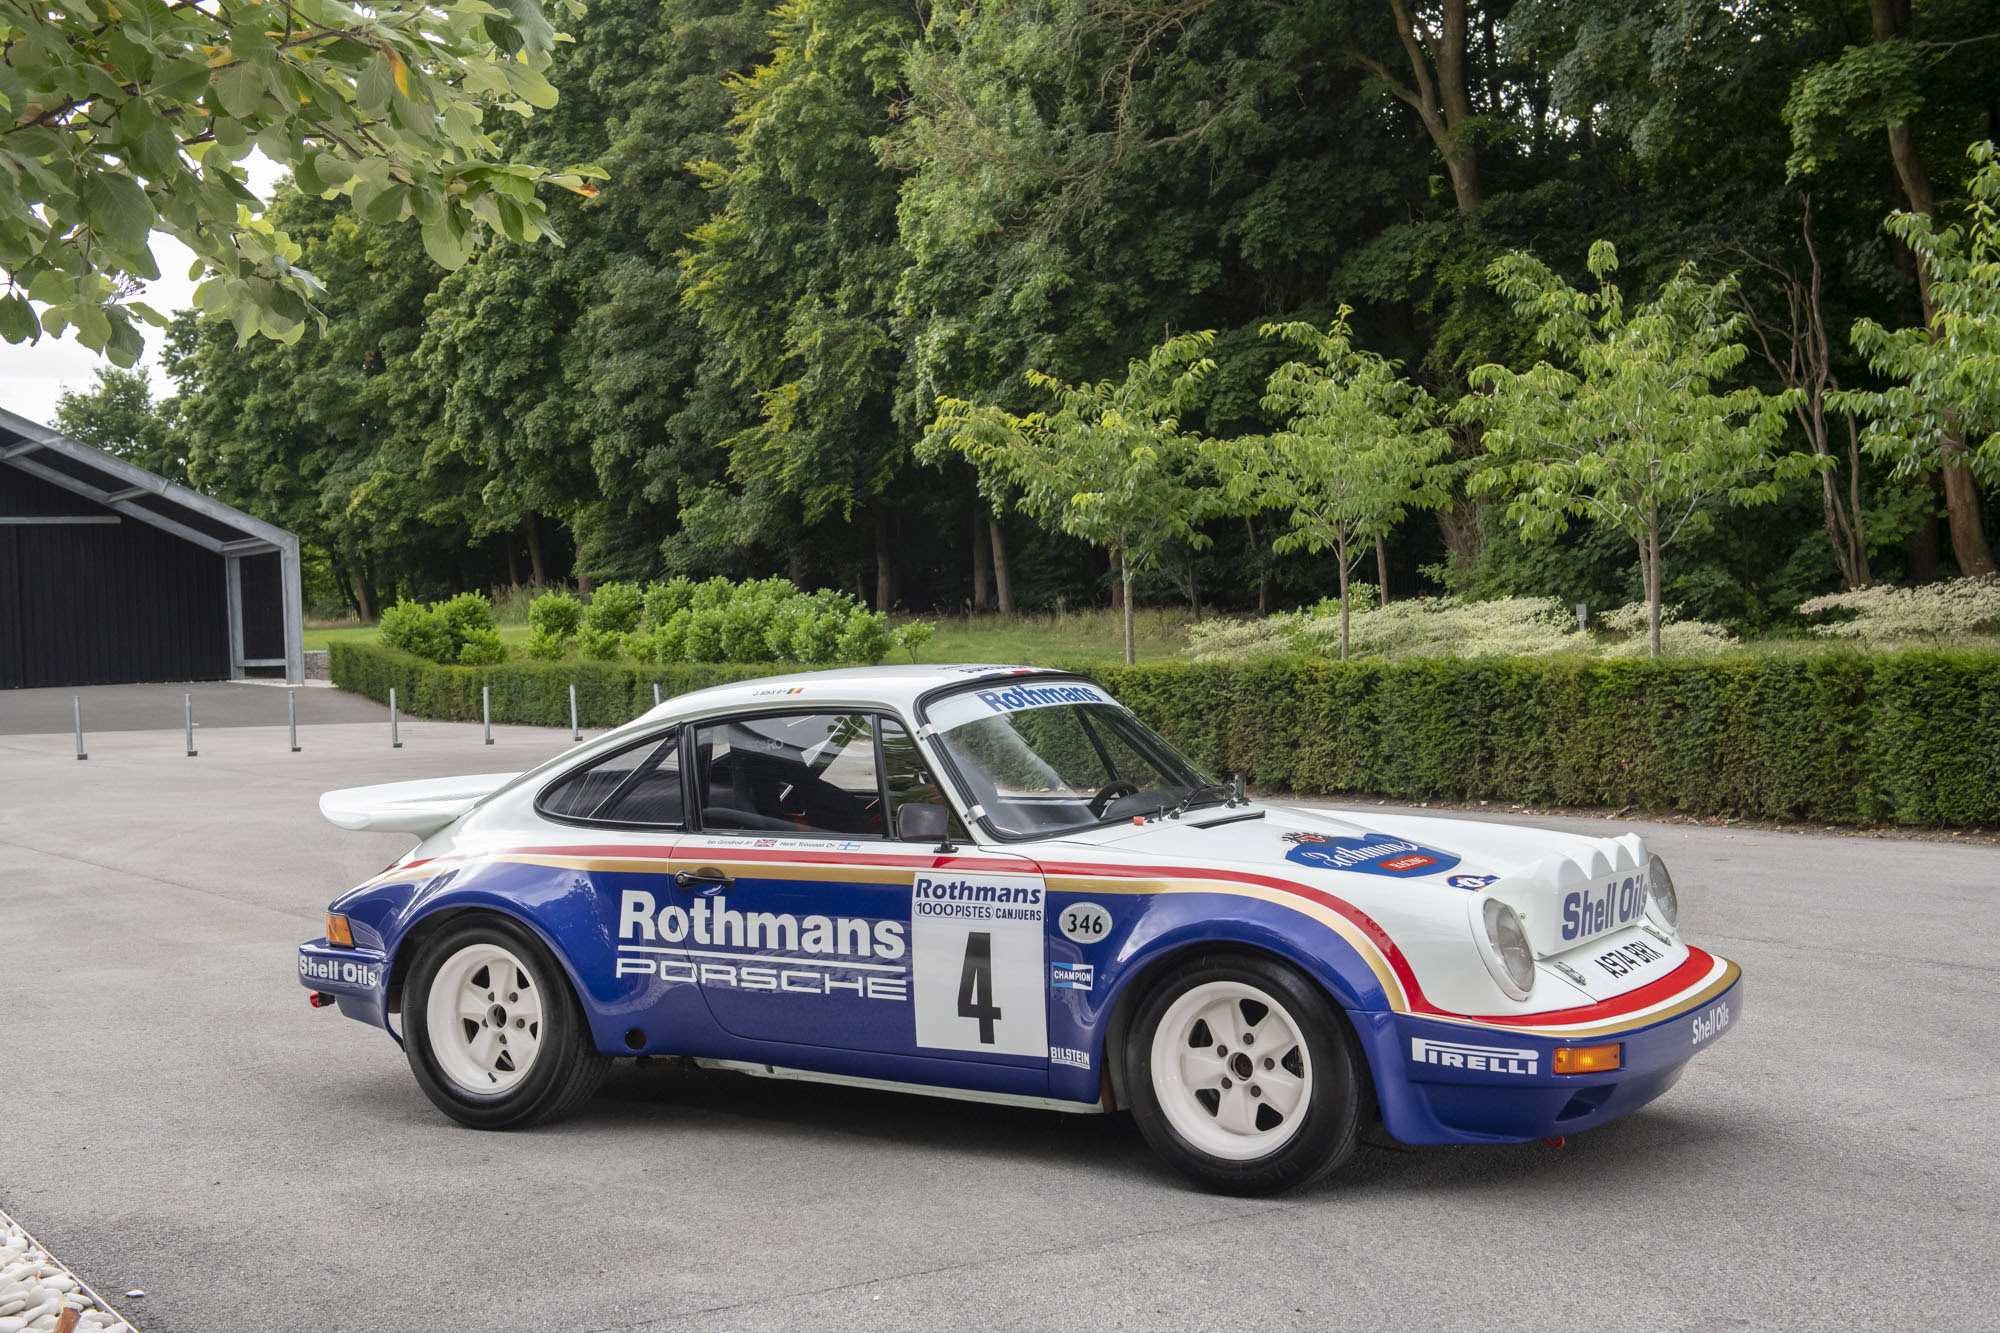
673, 709, 1049, 1069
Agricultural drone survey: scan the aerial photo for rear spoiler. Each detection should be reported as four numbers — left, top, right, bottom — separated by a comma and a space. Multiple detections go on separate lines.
319, 772, 521, 837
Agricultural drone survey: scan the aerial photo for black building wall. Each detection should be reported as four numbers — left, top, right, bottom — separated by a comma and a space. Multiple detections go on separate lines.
1, 467, 230, 688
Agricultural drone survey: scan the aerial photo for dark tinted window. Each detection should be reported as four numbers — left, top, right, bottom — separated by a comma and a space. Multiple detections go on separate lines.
537, 730, 683, 826
881, 719, 966, 841
693, 713, 884, 836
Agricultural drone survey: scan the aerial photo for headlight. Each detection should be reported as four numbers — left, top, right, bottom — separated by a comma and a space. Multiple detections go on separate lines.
1647, 853, 1679, 929
1480, 898, 1536, 999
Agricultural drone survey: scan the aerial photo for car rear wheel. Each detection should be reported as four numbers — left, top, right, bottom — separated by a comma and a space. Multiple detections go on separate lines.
1124, 952, 1364, 1195
403, 915, 609, 1129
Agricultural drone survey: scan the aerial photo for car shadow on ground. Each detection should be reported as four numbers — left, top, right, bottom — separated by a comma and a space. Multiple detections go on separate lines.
453, 1056, 1752, 1200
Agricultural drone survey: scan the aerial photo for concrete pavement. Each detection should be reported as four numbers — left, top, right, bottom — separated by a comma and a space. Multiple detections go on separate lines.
0, 714, 1994, 1330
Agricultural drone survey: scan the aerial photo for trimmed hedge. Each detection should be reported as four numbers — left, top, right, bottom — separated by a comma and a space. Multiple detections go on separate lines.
332, 640, 2000, 826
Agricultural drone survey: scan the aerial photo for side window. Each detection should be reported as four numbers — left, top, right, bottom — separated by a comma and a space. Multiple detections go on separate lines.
537, 729, 683, 826
881, 719, 967, 840
694, 712, 884, 836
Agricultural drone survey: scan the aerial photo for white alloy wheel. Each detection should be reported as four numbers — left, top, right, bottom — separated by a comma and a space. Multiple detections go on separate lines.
424, 942, 545, 1095
1148, 979, 1313, 1161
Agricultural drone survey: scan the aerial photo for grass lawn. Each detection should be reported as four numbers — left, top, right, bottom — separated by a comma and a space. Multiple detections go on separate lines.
303, 607, 1195, 666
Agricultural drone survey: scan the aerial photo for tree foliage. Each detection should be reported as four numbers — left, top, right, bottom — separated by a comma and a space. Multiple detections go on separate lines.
920, 331, 1223, 662
0, 0, 599, 360
1218, 310, 1452, 658
1465, 242, 1811, 656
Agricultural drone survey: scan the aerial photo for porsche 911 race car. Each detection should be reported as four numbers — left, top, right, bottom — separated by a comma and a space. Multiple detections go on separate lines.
300, 665, 1741, 1194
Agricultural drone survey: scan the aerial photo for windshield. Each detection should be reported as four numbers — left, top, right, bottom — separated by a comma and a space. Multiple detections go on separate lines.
925, 680, 1216, 837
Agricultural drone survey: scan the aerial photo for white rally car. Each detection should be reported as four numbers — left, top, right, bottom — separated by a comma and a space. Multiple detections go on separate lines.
300, 665, 1741, 1194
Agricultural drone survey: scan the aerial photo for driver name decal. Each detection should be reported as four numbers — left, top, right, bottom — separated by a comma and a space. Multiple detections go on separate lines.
1280, 831, 1462, 878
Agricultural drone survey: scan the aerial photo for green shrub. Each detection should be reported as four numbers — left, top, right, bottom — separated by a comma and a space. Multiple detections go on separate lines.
643, 577, 695, 627
331, 640, 2000, 826
690, 575, 734, 612
437, 591, 496, 646
683, 607, 726, 661
622, 628, 662, 663
893, 621, 936, 661
584, 581, 644, 636
836, 609, 894, 665
378, 598, 453, 663
524, 626, 568, 660
528, 590, 583, 643
1800, 577, 2000, 643
456, 627, 506, 665
578, 624, 625, 660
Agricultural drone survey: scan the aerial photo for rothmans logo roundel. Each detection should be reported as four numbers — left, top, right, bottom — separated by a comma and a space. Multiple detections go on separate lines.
1280, 831, 1461, 878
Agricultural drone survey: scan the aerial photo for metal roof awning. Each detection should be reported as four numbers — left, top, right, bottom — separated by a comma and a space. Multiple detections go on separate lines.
0, 405, 304, 684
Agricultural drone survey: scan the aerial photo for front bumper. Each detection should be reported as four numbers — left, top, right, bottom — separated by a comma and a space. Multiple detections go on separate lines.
1354, 957, 1742, 1145
298, 939, 393, 1032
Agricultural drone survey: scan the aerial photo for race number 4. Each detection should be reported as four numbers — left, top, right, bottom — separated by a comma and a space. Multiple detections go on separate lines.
912, 872, 1048, 1059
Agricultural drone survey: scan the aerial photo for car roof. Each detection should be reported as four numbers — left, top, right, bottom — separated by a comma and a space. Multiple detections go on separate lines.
634, 663, 1087, 723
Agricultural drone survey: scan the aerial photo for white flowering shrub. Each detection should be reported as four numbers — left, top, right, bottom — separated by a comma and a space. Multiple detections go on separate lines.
1188, 596, 1739, 661
1799, 578, 2000, 642
1332, 596, 1582, 658
1596, 602, 1736, 658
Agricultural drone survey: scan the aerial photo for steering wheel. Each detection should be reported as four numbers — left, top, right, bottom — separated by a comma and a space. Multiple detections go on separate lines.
1088, 780, 1142, 818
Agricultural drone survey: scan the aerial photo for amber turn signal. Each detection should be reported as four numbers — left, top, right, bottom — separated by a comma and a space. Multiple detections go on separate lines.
1552, 1043, 1622, 1075
326, 913, 355, 948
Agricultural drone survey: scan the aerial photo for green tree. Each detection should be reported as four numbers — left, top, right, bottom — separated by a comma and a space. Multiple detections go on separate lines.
52, 366, 186, 482
1838, 141, 2000, 495
681, 0, 919, 610
0, 0, 600, 360
1221, 310, 1452, 658
920, 331, 1221, 663
1464, 242, 1809, 656
1784, 0, 2000, 576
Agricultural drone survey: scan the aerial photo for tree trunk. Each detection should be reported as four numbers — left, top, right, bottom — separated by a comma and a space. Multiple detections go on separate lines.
342, 549, 376, 621
524, 514, 547, 586
1186, 554, 1200, 619
1119, 548, 1135, 665
971, 514, 991, 612
1367, 0, 1485, 216
504, 535, 520, 591
1336, 539, 1352, 660
1376, 535, 1391, 603
1643, 520, 1663, 659
874, 508, 894, 613
573, 527, 593, 597
1435, 496, 1482, 568
1869, 0, 1996, 577
989, 517, 1016, 614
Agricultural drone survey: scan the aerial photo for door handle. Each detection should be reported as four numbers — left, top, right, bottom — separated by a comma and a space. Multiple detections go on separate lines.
675, 867, 734, 891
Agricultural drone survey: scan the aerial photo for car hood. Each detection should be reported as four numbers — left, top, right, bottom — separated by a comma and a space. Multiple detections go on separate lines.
1035, 803, 1678, 1017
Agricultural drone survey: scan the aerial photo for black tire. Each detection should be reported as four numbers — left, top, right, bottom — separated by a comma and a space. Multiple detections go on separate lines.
403, 914, 610, 1129
1123, 951, 1366, 1196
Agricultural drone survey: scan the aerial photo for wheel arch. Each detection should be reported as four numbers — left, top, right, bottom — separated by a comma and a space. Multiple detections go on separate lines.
387, 900, 588, 1038
1096, 934, 1380, 1117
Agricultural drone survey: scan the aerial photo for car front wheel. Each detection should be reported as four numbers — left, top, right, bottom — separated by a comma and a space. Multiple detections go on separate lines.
1124, 952, 1365, 1195
403, 915, 609, 1129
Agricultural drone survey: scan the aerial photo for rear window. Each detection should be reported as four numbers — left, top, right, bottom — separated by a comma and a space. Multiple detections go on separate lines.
536, 730, 683, 826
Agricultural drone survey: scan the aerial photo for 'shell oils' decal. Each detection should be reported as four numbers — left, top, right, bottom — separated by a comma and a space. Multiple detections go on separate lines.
1281, 831, 1462, 878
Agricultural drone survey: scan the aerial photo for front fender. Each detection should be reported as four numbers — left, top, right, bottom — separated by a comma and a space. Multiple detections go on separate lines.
1045, 884, 1398, 1105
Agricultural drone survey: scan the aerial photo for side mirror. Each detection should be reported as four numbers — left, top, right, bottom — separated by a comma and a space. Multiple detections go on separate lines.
897, 803, 950, 844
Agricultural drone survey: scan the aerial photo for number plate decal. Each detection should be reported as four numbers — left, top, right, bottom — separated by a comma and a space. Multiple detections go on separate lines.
911, 871, 1049, 1058
1058, 901, 1112, 944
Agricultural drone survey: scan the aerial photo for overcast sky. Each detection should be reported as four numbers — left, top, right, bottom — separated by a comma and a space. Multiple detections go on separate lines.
2, 153, 288, 428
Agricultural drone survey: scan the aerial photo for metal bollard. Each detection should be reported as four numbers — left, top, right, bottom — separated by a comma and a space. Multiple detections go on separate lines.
569, 683, 580, 743
653, 682, 661, 707
185, 692, 197, 757
390, 687, 402, 749
288, 689, 301, 753
74, 696, 87, 761
483, 685, 493, 746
